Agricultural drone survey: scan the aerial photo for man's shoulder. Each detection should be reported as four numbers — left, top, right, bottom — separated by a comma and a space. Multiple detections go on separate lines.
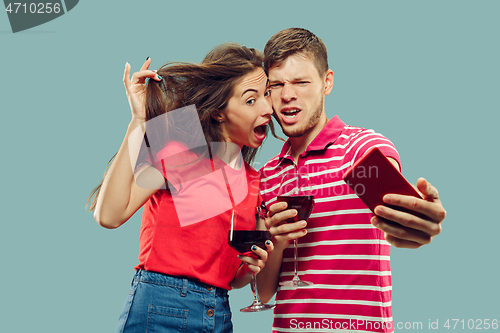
258, 153, 282, 176
339, 123, 370, 137
317, 117, 371, 146
332, 123, 389, 146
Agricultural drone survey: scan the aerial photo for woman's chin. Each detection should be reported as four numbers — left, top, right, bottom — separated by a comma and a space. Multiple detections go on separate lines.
245, 141, 262, 149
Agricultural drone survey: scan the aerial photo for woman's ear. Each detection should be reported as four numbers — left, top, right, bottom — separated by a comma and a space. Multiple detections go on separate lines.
212, 112, 225, 123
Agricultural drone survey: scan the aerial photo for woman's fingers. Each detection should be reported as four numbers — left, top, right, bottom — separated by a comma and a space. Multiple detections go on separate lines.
123, 63, 158, 94
123, 62, 131, 91
238, 240, 275, 274
123, 60, 161, 93
265, 239, 274, 252
244, 262, 261, 274
130, 69, 162, 85
238, 254, 263, 274
141, 57, 151, 71
252, 246, 268, 261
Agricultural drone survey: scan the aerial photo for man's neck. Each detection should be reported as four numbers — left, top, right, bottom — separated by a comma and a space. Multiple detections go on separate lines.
289, 116, 329, 163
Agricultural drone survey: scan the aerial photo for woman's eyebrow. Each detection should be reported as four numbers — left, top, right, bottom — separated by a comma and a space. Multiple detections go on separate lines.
241, 88, 258, 97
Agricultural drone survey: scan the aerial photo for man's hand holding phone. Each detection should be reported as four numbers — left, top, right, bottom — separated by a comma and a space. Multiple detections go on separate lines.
343, 148, 447, 249
372, 177, 446, 248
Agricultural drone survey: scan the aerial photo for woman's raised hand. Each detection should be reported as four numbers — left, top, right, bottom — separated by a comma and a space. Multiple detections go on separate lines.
123, 58, 162, 122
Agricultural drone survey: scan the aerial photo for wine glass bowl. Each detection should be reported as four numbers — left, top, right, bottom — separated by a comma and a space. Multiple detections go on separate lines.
229, 230, 271, 259
278, 195, 314, 224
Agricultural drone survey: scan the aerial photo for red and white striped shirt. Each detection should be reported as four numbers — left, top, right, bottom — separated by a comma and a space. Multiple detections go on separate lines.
259, 116, 400, 333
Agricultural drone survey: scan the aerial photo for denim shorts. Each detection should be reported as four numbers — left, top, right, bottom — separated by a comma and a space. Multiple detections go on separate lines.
115, 270, 233, 333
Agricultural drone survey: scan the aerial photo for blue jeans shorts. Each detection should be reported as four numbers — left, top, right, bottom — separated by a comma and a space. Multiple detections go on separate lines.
115, 270, 233, 333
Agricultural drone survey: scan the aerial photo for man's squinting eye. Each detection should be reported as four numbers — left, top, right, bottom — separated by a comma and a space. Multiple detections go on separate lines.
269, 83, 283, 89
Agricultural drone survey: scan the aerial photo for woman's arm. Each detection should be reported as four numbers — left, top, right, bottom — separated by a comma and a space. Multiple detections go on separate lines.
94, 59, 163, 229
93, 120, 161, 228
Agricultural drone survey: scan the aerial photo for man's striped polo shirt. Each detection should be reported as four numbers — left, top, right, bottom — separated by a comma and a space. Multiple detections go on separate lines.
259, 116, 400, 333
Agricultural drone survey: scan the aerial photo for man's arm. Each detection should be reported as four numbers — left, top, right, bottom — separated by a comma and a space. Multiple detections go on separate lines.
373, 158, 446, 248
256, 202, 307, 303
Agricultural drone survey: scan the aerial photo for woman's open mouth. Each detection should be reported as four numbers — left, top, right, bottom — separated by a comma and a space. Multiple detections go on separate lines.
253, 123, 268, 140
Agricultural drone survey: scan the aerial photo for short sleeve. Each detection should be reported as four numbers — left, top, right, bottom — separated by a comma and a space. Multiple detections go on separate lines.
135, 141, 206, 192
347, 129, 401, 171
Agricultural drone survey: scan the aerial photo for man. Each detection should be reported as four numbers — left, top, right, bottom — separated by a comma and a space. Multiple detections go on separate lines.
257, 28, 446, 333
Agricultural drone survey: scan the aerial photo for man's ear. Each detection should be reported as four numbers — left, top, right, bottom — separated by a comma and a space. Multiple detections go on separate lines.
324, 69, 334, 96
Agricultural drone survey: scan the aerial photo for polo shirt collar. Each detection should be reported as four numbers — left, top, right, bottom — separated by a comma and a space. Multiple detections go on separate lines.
277, 115, 346, 163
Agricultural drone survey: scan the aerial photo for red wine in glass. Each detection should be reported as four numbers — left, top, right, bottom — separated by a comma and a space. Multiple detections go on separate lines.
277, 195, 314, 224
228, 230, 271, 258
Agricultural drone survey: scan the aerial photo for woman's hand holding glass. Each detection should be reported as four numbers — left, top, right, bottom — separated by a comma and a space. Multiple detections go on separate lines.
229, 207, 275, 312
236, 239, 274, 275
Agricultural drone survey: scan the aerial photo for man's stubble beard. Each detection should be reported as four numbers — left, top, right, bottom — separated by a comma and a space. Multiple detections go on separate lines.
282, 95, 324, 138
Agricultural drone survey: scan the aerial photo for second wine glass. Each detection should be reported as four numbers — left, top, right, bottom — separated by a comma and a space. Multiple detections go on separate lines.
276, 169, 315, 287
228, 207, 275, 312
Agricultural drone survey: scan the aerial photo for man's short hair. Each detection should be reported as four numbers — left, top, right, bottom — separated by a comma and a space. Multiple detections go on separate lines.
264, 27, 329, 76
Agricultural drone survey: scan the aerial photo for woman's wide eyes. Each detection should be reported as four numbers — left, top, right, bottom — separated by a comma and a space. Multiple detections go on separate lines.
246, 90, 271, 105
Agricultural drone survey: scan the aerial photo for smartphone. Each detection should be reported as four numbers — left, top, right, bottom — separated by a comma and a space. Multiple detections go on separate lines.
342, 147, 426, 218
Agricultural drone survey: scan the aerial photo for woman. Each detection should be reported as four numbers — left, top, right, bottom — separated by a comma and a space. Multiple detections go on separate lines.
87, 43, 276, 332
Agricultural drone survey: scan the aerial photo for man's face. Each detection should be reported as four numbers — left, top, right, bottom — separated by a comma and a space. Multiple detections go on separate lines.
268, 53, 333, 138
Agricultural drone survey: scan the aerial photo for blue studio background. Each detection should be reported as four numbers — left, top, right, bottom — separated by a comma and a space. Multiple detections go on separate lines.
1, 1, 499, 332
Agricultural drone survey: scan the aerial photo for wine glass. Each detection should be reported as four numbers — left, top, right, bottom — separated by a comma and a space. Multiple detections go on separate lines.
228, 207, 275, 312
276, 169, 315, 287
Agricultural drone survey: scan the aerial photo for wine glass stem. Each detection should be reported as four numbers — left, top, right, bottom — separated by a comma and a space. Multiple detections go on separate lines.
293, 239, 299, 281
250, 273, 262, 305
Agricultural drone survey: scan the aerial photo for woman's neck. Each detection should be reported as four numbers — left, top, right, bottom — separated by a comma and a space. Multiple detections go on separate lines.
214, 142, 243, 170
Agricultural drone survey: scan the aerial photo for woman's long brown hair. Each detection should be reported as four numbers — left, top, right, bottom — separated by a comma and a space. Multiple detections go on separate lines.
86, 43, 281, 212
